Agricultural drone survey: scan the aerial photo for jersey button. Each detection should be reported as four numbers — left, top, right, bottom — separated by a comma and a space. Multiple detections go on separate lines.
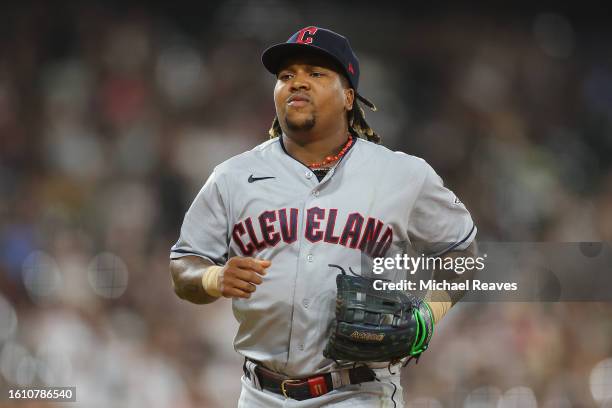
298, 344, 305, 351
303, 299, 310, 308
305, 172, 313, 179
313, 190, 319, 197
307, 254, 314, 262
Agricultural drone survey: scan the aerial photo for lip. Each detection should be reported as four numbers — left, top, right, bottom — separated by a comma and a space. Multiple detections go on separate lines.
287, 93, 311, 106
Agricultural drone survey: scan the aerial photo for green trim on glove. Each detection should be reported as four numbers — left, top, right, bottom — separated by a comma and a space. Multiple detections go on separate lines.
409, 302, 435, 357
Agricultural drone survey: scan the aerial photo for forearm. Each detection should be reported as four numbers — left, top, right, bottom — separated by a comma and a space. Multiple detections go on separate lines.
170, 256, 220, 304
426, 241, 478, 322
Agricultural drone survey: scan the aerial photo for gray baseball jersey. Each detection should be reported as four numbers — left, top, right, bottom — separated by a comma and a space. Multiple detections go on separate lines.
170, 136, 476, 377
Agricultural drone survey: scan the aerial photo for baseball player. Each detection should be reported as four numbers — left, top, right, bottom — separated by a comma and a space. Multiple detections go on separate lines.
170, 26, 477, 408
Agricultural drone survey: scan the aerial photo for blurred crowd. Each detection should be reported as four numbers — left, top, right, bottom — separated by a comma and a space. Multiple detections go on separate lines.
1, 2, 612, 407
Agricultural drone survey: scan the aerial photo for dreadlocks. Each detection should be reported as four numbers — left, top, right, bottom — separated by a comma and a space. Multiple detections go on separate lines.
347, 101, 380, 144
268, 100, 380, 144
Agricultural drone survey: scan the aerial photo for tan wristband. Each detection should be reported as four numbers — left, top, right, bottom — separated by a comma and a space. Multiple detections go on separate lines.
425, 291, 452, 324
202, 265, 223, 297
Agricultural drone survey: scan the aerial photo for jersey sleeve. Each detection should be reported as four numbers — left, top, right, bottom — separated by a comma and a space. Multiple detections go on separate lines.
170, 168, 229, 265
407, 161, 476, 256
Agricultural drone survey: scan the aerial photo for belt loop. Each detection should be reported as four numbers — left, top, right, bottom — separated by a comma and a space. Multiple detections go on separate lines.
330, 367, 352, 389
330, 371, 341, 389
243, 358, 250, 379
243, 359, 263, 391
341, 368, 351, 387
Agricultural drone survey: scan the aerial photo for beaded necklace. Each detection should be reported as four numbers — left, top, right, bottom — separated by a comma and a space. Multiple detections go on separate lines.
308, 136, 354, 169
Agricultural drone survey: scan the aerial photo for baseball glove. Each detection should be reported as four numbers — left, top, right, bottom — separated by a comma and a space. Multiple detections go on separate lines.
323, 272, 434, 363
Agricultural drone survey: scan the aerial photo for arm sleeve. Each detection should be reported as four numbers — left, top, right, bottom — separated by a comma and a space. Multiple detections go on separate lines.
170, 168, 230, 265
407, 161, 476, 256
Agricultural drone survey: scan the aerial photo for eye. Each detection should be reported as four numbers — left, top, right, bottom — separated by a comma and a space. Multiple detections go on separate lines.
310, 71, 325, 78
278, 72, 293, 81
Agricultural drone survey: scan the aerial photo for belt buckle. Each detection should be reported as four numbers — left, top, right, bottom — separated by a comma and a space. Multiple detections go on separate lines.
280, 379, 301, 398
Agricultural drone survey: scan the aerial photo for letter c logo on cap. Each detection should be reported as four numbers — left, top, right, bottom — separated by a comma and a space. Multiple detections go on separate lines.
296, 26, 318, 44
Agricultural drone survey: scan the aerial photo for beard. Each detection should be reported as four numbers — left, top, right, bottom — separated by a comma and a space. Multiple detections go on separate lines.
285, 114, 316, 132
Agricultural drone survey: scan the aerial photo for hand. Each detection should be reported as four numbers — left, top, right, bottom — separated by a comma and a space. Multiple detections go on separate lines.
218, 257, 271, 299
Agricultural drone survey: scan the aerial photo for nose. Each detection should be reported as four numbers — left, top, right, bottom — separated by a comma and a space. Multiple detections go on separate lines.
289, 72, 311, 92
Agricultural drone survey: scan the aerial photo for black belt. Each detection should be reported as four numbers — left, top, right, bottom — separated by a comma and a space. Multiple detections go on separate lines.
243, 359, 376, 401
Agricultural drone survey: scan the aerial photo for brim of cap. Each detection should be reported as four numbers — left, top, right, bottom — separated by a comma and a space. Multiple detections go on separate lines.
262, 43, 376, 111
262, 42, 345, 78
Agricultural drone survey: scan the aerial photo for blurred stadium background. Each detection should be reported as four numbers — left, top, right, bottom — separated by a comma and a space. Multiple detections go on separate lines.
1, 1, 612, 407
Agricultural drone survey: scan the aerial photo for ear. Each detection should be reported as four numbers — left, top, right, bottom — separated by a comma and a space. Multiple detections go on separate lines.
344, 88, 355, 112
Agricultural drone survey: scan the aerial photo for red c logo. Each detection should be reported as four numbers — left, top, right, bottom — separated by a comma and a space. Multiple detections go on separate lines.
295, 26, 318, 44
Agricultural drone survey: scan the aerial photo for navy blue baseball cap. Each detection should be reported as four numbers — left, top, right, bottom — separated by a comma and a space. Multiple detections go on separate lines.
262, 26, 376, 110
